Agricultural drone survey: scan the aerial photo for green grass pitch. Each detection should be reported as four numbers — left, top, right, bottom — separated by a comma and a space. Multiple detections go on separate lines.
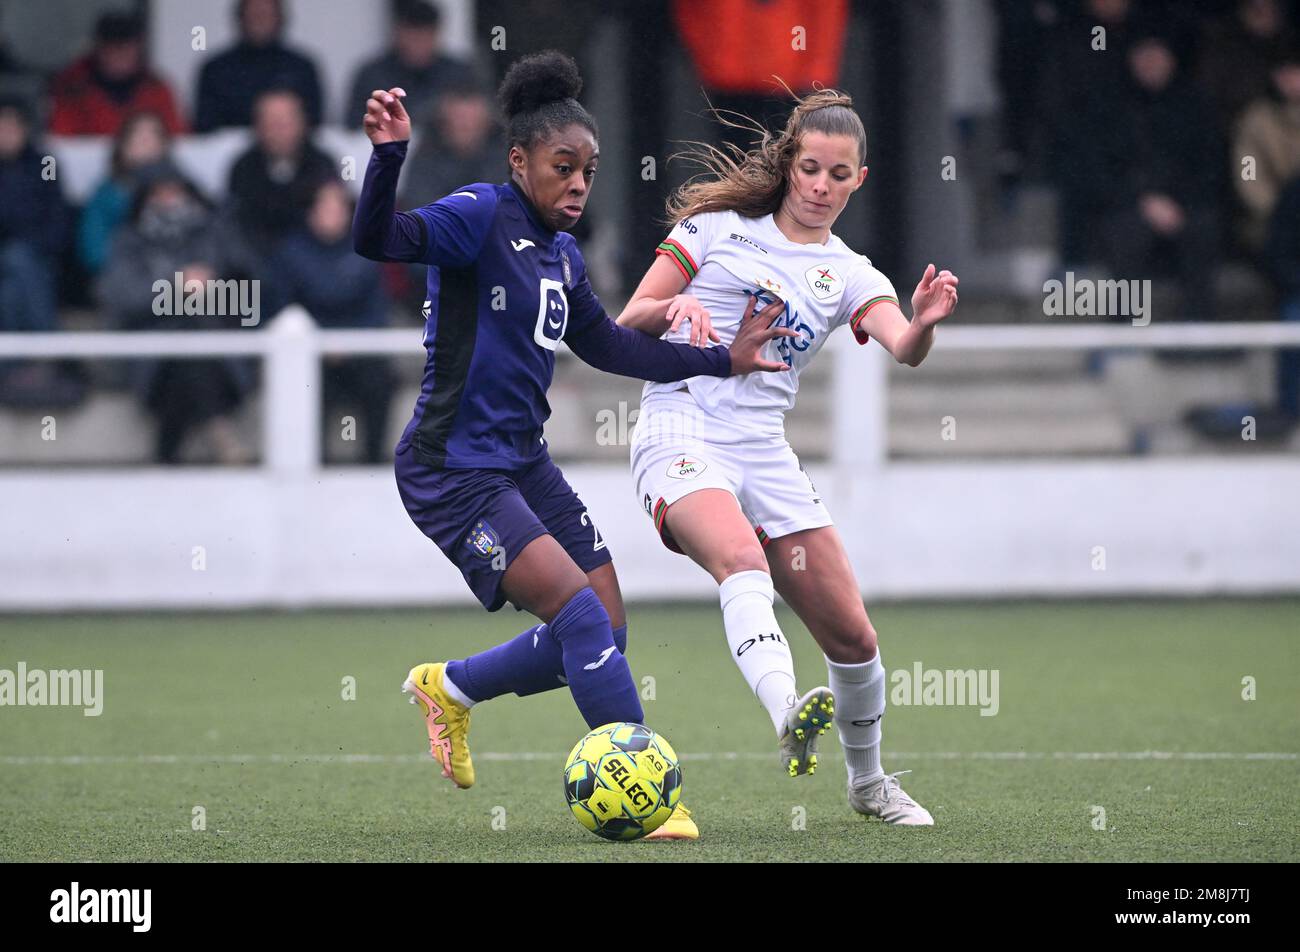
1, 599, 1296, 862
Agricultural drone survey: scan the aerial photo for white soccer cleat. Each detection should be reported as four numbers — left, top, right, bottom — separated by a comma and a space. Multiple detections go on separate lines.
848, 770, 934, 825
778, 687, 835, 777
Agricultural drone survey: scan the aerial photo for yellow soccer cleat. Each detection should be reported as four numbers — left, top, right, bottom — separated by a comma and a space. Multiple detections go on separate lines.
644, 803, 698, 841
401, 662, 475, 789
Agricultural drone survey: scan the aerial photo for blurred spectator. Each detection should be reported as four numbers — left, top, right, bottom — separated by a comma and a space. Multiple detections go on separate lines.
48, 12, 184, 136
0, 96, 79, 407
227, 88, 337, 255
98, 165, 259, 464
77, 111, 172, 276
1041, 0, 1141, 266
1265, 174, 1300, 420
272, 180, 395, 463
0, 97, 68, 333
195, 0, 323, 131
0, 25, 43, 108
993, 0, 1064, 186
1233, 44, 1300, 251
672, 0, 848, 153
1200, 0, 1295, 133
399, 80, 501, 209
476, 0, 605, 86
1087, 32, 1223, 322
345, 0, 475, 127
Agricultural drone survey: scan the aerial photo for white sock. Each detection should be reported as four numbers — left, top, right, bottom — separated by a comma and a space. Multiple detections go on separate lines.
826, 653, 885, 785
718, 570, 797, 735
441, 670, 476, 709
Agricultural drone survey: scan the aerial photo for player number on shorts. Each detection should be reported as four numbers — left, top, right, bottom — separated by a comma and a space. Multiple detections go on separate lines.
580, 510, 607, 551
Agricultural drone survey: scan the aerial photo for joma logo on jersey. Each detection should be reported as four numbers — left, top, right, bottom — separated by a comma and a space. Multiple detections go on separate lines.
805, 264, 841, 300
665, 456, 707, 480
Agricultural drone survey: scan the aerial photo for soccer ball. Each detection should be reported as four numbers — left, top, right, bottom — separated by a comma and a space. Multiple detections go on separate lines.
563, 722, 683, 840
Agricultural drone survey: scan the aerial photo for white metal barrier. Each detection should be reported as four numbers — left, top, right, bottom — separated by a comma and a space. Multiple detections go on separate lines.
2, 311, 1300, 608
7, 309, 1300, 474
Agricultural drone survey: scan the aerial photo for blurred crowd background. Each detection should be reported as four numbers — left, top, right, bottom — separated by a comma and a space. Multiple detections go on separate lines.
1, 0, 1299, 465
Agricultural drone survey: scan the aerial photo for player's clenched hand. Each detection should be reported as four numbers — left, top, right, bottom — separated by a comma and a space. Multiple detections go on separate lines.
910, 263, 959, 328
666, 294, 719, 347
727, 293, 795, 374
364, 87, 411, 145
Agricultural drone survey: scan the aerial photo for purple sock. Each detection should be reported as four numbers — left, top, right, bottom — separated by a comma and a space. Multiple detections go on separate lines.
549, 588, 643, 729
448, 622, 630, 702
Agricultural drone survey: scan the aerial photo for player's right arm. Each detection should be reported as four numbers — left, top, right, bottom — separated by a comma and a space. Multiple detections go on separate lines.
352, 87, 495, 266
616, 216, 718, 346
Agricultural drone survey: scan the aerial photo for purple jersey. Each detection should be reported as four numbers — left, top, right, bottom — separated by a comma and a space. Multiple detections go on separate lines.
402, 179, 598, 468
353, 141, 735, 470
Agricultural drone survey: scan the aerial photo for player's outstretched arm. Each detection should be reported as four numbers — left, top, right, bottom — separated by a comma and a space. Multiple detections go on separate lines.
352, 87, 427, 263
860, 264, 959, 367
567, 290, 791, 381
616, 254, 720, 346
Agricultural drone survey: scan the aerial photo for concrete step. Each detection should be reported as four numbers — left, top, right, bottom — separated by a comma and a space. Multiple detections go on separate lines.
889, 411, 1132, 457
1103, 351, 1276, 426
888, 378, 1115, 418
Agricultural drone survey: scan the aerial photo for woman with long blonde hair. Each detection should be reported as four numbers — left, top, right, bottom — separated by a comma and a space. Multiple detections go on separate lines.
620, 89, 959, 826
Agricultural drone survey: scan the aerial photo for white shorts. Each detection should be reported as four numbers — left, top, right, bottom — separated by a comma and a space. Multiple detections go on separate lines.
629, 389, 832, 552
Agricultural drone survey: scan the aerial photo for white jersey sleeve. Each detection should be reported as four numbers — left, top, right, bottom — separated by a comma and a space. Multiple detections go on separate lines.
656, 212, 729, 284
837, 258, 901, 345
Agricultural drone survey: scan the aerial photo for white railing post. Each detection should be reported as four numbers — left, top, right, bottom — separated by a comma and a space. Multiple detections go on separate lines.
832, 331, 888, 472
263, 306, 320, 474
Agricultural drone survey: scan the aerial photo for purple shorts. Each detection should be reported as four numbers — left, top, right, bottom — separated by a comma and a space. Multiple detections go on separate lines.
394, 445, 613, 611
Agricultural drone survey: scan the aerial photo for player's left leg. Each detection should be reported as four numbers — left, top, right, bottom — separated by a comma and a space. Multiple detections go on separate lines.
765, 526, 933, 826
442, 458, 629, 705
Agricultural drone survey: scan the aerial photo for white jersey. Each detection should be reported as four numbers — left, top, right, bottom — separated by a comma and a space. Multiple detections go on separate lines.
644, 209, 899, 433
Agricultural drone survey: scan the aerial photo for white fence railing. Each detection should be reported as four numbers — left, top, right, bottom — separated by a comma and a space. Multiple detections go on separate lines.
3, 312, 1300, 607
7, 308, 1300, 474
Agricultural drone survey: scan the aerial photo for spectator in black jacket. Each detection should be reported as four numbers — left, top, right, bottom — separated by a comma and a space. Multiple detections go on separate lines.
272, 179, 394, 463
194, 0, 322, 131
0, 96, 67, 333
1088, 31, 1224, 322
227, 88, 337, 255
345, 0, 475, 127
1039, 0, 1141, 266
0, 95, 75, 407
1265, 174, 1300, 420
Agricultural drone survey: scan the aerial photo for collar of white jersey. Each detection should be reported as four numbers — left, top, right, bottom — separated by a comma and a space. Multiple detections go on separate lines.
755, 212, 840, 251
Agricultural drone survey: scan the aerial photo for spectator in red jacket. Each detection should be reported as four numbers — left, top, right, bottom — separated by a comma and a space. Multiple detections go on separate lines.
48, 12, 185, 136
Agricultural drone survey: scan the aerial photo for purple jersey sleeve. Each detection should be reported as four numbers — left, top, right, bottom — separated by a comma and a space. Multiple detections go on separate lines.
352, 140, 496, 266
407, 184, 498, 267
562, 238, 731, 381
